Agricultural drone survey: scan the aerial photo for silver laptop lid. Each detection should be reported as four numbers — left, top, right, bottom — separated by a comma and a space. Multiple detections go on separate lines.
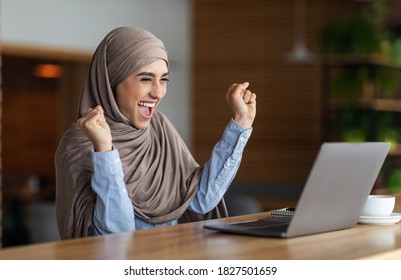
286, 142, 390, 237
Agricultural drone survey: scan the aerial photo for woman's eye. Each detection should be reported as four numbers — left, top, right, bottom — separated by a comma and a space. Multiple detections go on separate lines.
161, 77, 170, 83
141, 77, 152, 82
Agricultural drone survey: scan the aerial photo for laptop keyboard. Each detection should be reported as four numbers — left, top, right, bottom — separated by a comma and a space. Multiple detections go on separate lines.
228, 216, 291, 230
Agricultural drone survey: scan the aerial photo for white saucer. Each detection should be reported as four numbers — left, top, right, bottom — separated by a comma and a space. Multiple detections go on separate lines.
358, 212, 401, 225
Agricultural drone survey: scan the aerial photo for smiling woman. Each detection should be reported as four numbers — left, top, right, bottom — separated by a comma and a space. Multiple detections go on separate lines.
55, 26, 256, 239
115, 60, 169, 129
0, 0, 194, 248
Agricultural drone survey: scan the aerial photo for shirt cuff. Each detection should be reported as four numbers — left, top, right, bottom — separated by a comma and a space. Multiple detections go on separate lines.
221, 119, 253, 149
92, 147, 123, 175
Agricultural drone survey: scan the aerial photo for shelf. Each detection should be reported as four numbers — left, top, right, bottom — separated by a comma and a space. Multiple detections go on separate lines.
323, 54, 401, 69
322, 55, 401, 169
388, 144, 401, 156
372, 99, 401, 112
328, 98, 401, 112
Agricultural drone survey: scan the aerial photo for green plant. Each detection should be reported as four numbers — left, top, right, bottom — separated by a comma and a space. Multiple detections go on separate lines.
376, 67, 401, 98
319, 15, 382, 54
330, 67, 370, 102
318, 1, 390, 55
336, 109, 369, 142
321, 1, 401, 149
376, 112, 400, 151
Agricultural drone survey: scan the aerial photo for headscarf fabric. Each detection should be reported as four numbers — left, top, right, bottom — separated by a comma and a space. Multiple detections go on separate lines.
55, 27, 227, 239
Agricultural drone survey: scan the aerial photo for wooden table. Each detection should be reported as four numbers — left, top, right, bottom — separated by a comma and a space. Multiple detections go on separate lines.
1, 195, 401, 260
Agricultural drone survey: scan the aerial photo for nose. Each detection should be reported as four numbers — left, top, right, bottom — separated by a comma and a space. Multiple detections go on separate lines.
150, 81, 165, 99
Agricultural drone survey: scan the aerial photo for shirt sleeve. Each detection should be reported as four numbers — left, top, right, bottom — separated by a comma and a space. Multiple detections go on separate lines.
89, 148, 135, 235
188, 119, 252, 214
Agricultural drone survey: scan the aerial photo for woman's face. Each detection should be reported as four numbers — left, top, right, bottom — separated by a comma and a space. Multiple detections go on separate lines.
115, 59, 169, 129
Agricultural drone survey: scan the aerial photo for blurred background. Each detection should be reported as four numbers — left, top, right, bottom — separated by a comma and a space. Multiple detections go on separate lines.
2, 0, 401, 247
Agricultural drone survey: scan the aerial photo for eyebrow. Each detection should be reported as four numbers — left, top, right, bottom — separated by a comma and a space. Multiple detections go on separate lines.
136, 72, 169, 77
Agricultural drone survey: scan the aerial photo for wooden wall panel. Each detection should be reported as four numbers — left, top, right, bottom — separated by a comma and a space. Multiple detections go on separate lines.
193, 0, 362, 192
1, 55, 89, 187
2, 89, 58, 181
0, 52, 89, 247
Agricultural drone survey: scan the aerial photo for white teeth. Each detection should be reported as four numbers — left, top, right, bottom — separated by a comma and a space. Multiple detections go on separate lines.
138, 102, 156, 108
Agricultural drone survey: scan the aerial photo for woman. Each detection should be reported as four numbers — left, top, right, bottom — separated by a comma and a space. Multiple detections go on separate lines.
55, 26, 256, 239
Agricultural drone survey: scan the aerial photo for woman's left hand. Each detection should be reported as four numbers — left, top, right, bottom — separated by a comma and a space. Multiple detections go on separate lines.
225, 82, 256, 129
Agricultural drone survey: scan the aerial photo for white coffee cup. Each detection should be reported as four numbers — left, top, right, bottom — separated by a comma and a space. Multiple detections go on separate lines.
361, 195, 395, 217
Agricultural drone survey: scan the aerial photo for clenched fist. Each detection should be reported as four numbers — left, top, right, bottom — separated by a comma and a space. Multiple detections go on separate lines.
226, 82, 256, 129
77, 105, 113, 152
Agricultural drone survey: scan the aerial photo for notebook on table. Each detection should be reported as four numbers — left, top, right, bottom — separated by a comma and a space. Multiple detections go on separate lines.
204, 142, 391, 238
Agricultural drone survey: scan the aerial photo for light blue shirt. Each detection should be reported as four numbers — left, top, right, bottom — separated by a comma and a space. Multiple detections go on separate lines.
89, 119, 252, 236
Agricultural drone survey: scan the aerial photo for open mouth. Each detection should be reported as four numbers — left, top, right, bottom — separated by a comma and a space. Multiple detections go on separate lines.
138, 101, 156, 118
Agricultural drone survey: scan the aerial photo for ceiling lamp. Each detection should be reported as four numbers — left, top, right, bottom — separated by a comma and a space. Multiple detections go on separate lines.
285, 0, 317, 63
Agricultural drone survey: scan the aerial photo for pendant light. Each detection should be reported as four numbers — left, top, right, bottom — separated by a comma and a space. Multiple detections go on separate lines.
285, 0, 317, 63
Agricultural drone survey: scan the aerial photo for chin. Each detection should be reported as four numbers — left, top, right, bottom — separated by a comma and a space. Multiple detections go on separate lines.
135, 125, 149, 129
132, 120, 151, 129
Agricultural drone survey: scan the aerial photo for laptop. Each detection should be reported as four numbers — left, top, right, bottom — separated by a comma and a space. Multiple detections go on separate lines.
204, 142, 391, 238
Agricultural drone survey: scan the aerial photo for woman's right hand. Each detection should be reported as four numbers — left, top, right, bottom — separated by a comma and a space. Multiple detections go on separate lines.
225, 82, 256, 130
77, 105, 113, 152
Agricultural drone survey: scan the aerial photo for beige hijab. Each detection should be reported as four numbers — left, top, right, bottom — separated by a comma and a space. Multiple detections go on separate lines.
55, 27, 227, 239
